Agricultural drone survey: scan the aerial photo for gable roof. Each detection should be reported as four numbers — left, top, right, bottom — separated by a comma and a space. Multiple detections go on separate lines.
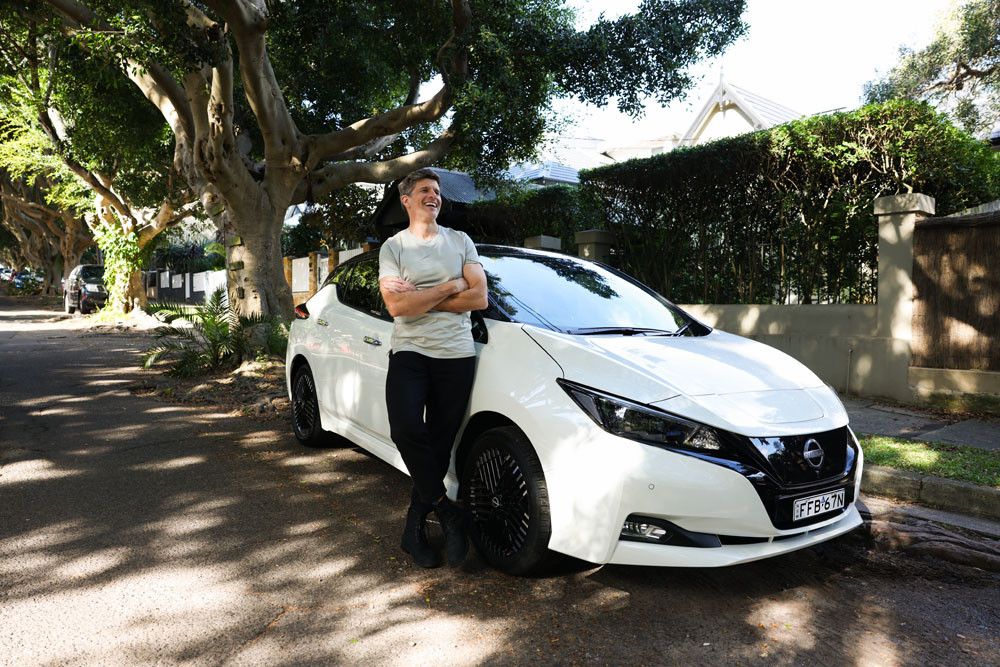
680, 76, 802, 146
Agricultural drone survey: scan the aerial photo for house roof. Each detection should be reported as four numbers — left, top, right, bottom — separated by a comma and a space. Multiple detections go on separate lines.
681, 76, 802, 146
507, 136, 615, 184
431, 167, 493, 204
507, 161, 581, 185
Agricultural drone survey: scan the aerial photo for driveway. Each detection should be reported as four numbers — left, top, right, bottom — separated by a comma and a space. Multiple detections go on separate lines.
1, 295, 997, 665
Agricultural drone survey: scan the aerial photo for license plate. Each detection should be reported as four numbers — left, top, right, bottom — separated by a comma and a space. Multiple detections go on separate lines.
793, 488, 845, 521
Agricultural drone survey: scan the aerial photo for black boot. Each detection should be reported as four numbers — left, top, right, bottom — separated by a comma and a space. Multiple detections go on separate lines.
433, 498, 469, 567
401, 505, 440, 568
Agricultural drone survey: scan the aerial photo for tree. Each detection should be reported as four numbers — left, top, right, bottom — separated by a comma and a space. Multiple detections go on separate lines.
22, 0, 748, 318
0, 8, 199, 312
289, 184, 381, 254
0, 169, 92, 294
865, 0, 1000, 136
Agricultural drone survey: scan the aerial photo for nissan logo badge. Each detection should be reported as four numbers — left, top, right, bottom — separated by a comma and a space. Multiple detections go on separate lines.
803, 439, 824, 469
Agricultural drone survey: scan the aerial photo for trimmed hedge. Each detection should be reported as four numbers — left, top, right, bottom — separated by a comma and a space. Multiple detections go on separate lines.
580, 100, 1000, 304
466, 184, 605, 252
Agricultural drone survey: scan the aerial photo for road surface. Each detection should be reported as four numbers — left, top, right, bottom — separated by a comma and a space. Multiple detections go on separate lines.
1, 295, 997, 665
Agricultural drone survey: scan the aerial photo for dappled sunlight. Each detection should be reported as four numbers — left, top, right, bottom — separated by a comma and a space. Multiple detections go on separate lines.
0, 458, 81, 485
51, 547, 128, 580
286, 520, 331, 536
129, 455, 208, 471
147, 515, 228, 536
3, 299, 996, 664
143, 405, 195, 414
746, 597, 817, 653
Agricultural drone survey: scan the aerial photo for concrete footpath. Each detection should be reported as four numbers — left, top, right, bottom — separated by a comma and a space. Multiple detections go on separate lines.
843, 397, 1000, 533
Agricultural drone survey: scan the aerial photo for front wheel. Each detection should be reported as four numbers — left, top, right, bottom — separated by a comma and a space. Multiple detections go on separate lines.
291, 364, 327, 447
64, 293, 76, 314
461, 426, 552, 575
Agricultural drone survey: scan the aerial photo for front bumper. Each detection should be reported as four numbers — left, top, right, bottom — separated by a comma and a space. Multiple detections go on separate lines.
542, 420, 864, 567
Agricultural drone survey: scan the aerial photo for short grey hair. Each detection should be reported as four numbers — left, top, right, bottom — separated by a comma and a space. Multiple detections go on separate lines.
399, 168, 440, 197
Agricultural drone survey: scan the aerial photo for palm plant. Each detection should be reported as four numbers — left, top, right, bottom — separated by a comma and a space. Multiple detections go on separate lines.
140, 287, 277, 377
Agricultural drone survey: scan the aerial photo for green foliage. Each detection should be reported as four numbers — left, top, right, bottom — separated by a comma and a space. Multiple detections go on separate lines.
286, 184, 380, 256
90, 218, 142, 311
864, 0, 1000, 136
582, 100, 1000, 304
191, 0, 748, 183
140, 287, 279, 377
466, 185, 606, 250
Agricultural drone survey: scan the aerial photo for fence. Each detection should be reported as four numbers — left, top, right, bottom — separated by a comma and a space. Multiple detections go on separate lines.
145, 268, 227, 303
911, 212, 1000, 372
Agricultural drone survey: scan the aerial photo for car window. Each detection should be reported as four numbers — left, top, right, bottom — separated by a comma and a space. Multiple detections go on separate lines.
335, 258, 390, 320
81, 266, 104, 281
479, 252, 698, 335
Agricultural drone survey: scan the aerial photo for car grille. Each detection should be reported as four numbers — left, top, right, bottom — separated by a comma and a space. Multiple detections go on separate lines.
703, 427, 860, 530
743, 427, 851, 486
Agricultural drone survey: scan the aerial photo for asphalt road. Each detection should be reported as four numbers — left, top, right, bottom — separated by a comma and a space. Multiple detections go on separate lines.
1, 295, 998, 666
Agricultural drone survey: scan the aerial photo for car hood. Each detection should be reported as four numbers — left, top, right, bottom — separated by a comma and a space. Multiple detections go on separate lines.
523, 327, 844, 434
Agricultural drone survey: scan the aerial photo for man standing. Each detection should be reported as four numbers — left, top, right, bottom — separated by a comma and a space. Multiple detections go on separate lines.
378, 168, 488, 568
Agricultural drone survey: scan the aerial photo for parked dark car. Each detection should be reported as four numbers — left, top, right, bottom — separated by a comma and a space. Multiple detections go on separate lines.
64, 264, 107, 313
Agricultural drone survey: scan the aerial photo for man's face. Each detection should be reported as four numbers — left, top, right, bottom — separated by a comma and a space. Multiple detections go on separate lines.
401, 178, 442, 221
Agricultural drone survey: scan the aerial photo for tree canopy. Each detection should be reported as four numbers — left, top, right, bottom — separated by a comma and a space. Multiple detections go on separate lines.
865, 0, 1000, 136
13, 0, 749, 317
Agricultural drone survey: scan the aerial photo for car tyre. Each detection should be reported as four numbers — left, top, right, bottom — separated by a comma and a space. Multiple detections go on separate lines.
461, 426, 552, 575
64, 293, 76, 314
291, 364, 327, 447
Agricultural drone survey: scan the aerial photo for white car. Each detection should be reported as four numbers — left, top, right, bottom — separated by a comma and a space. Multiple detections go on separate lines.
286, 246, 863, 574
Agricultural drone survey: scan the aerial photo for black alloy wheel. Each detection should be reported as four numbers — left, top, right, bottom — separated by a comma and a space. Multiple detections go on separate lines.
461, 426, 551, 575
291, 364, 326, 446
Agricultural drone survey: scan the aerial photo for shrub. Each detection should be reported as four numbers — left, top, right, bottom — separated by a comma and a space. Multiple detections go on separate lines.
140, 288, 279, 377
581, 100, 1000, 304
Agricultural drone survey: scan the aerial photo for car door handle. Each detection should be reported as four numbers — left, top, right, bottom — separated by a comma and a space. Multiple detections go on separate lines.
317, 319, 329, 327
363, 336, 382, 346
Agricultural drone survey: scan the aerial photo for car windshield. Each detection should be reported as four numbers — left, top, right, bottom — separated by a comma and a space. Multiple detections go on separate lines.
81, 266, 104, 281
480, 251, 693, 335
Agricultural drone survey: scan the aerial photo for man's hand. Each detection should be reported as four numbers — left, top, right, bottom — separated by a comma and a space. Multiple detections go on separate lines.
432, 263, 488, 313
381, 277, 417, 294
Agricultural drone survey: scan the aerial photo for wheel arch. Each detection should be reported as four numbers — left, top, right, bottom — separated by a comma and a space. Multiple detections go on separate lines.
288, 353, 311, 397
455, 411, 522, 479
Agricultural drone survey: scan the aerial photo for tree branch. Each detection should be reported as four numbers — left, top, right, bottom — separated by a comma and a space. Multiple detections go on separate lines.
295, 123, 458, 204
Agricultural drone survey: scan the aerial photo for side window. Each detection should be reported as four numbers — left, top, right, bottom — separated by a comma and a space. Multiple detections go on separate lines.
336, 258, 389, 320
322, 262, 350, 289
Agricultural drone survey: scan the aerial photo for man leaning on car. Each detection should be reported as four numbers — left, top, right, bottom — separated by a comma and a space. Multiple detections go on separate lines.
377, 168, 488, 569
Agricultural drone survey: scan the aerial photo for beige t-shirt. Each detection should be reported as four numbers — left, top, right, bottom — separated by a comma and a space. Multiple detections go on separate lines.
378, 226, 481, 359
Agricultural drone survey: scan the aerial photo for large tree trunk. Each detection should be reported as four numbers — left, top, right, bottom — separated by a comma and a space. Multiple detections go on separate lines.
125, 269, 147, 311
227, 212, 292, 318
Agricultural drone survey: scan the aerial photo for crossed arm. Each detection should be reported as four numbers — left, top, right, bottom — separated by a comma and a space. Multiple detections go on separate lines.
379, 262, 488, 318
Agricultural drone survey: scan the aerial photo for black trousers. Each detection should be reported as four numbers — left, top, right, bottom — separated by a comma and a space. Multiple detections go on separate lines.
385, 350, 476, 508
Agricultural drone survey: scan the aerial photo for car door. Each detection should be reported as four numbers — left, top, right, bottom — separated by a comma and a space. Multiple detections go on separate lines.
334, 257, 394, 441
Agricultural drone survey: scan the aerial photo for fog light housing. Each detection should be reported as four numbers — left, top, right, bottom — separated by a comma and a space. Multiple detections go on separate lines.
621, 520, 668, 542
619, 514, 722, 548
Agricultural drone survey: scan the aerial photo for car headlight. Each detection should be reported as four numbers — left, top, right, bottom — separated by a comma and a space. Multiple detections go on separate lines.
558, 379, 722, 452
85, 283, 103, 292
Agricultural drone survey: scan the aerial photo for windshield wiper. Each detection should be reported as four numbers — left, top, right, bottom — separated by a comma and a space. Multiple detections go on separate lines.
567, 326, 676, 336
